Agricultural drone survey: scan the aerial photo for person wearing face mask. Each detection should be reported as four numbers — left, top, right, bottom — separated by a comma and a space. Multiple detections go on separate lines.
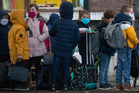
95, 9, 116, 90
26, 4, 49, 84
0, 11, 11, 63
114, 5, 139, 91
76, 10, 92, 65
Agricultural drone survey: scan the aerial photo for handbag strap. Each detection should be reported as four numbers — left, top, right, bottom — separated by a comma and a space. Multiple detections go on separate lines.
49, 36, 52, 55
15, 59, 24, 67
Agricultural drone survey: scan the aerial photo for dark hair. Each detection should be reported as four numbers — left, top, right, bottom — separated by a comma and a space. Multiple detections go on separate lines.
79, 10, 89, 19
104, 9, 116, 19
120, 5, 132, 13
27, 4, 41, 18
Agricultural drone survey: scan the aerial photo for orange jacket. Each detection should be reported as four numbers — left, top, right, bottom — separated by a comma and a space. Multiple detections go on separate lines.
121, 24, 139, 49
8, 10, 29, 64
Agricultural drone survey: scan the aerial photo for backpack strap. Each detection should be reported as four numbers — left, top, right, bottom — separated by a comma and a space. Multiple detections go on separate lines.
39, 21, 49, 51
26, 18, 29, 24
119, 21, 131, 25
39, 21, 45, 34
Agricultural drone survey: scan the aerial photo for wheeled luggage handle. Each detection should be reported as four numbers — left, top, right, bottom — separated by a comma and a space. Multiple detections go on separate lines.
86, 32, 89, 65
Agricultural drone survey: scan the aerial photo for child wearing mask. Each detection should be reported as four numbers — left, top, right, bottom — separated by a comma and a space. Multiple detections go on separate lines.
0, 11, 11, 63
95, 9, 116, 90
77, 10, 92, 65
26, 4, 49, 79
115, 5, 139, 91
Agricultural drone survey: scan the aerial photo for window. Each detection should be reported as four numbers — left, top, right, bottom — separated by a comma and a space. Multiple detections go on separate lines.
3, 0, 24, 10
30, 0, 84, 9
72, 0, 84, 9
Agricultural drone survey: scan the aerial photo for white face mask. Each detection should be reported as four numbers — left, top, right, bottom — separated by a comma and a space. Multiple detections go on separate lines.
129, 13, 134, 19
0, 19, 9, 25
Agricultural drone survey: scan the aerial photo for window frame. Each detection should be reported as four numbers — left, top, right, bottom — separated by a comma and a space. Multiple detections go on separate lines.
1, 0, 30, 11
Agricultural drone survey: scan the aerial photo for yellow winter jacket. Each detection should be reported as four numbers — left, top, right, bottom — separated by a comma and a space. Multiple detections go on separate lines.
121, 24, 139, 49
8, 10, 29, 64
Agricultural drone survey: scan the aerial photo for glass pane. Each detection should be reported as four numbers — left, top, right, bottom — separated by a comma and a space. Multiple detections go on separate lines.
30, 0, 84, 9
30, 0, 61, 7
3, 0, 24, 10
72, 0, 84, 9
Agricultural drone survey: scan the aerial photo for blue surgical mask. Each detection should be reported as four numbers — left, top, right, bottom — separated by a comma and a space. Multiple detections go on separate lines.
81, 18, 90, 25
24, 18, 26, 22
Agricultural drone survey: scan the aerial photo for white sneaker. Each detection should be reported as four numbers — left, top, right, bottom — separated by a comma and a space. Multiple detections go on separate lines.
137, 79, 139, 87
130, 79, 134, 86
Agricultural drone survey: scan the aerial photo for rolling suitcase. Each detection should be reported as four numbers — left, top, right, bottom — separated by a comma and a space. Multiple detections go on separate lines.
70, 31, 98, 90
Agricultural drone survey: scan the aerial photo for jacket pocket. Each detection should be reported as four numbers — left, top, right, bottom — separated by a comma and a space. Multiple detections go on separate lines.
23, 47, 29, 59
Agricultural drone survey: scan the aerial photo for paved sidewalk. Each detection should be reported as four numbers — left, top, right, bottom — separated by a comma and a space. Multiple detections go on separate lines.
0, 80, 139, 93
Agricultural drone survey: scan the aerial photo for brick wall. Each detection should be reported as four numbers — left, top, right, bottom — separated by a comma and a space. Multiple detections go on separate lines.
89, 0, 130, 12
0, 0, 2, 10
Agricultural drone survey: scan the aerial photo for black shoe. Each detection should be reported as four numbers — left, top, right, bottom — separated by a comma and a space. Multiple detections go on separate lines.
15, 85, 29, 91
51, 84, 56, 91
99, 84, 110, 90
106, 83, 115, 89
63, 84, 68, 91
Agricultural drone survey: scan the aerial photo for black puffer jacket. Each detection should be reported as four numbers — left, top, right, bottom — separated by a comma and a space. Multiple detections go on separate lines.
0, 11, 10, 55
49, 1, 80, 58
77, 21, 89, 49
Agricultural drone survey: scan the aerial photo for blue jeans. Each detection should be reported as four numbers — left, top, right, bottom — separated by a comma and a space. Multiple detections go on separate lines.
51, 55, 70, 84
116, 47, 131, 85
99, 52, 111, 85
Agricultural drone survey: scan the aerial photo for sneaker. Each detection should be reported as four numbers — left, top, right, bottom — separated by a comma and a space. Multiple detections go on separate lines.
8, 88, 15, 91
15, 85, 29, 91
115, 84, 123, 91
50, 84, 56, 91
124, 83, 138, 92
106, 83, 115, 89
99, 84, 110, 90
137, 79, 139, 87
63, 84, 68, 91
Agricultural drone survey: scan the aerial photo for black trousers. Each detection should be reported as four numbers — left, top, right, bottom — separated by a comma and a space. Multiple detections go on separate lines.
26, 56, 42, 75
0, 55, 10, 63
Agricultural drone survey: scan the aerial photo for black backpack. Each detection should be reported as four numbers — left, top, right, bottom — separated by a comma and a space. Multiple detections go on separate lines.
130, 50, 139, 78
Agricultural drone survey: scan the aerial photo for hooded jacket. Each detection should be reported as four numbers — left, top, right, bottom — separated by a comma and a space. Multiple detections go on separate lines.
49, 1, 80, 58
48, 13, 60, 46
114, 12, 139, 49
27, 16, 49, 57
95, 17, 116, 56
133, 0, 139, 39
48, 13, 60, 30
0, 11, 10, 55
8, 10, 29, 64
